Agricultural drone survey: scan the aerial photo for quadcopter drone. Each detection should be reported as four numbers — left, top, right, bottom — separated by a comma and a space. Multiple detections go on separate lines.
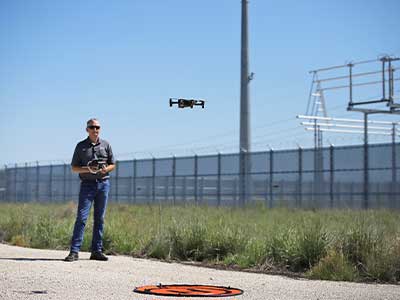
169, 98, 205, 109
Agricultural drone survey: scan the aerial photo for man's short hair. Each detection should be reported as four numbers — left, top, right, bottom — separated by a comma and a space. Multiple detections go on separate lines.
86, 118, 99, 127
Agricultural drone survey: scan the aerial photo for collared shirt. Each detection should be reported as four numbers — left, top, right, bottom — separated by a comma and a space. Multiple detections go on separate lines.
71, 137, 115, 181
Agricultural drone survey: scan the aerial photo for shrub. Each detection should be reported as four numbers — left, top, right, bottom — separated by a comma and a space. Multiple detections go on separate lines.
308, 250, 358, 281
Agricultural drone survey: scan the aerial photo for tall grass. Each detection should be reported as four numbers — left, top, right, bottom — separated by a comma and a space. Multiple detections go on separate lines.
0, 202, 399, 283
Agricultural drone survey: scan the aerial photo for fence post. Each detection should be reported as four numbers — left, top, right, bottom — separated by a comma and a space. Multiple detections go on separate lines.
172, 155, 176, 205
152, 157, 156, 203
115, 160, 119, 203
217, 152, 221, 207
233, 177, 238, 205
14, 163, 17, 202
4, 165, 8, 202
68, 164, 72, 202
49, 163, 53, 203
330, 145, 334, 208
128, 160, 132, 204
164, 175, 169, 203
247, 151, 252, 204
182, 176, 187, 203
298, 147, 302, 208
63, 163, 67, 203
350, 182, 354, 208
199, 176, 204, 205
36, 161, 39, 202
269, 149, 274, 209
264, 151, 268, 206
194, 154, 198, 205
391, 125, 397, 209
24, 162, 28, 202
68, 162, 72, 201
133, 159, 136, 204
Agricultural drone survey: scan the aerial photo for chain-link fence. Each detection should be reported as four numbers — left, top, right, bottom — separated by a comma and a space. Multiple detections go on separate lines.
0, 143, 398, 209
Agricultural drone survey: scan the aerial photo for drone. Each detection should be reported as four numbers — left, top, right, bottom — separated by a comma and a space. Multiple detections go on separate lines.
169, 98, 205, 109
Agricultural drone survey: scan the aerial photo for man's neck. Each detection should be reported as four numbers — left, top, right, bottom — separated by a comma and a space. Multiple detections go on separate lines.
88, 136, 99, 144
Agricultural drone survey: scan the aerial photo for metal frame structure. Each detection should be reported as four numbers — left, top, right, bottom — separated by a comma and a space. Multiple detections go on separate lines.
298, 115, 400, 139
348, 57, 400, 113
299, 56, 399, 208
308, 56, 400, 114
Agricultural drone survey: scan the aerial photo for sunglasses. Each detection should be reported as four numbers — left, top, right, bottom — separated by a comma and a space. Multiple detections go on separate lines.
88, 125, 101, 130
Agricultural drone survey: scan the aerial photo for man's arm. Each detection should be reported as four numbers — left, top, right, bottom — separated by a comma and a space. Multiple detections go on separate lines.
100, 163, 115, 175
71, 144, 90, 174
71, 166, 91, 174
100, 143, 116, 174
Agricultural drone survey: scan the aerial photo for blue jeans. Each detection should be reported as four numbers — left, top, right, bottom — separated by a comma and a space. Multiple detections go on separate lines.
70, 179, 110, 253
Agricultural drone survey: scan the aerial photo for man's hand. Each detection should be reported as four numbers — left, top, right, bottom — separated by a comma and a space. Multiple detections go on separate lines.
100, 165, 108, 175
100, 164, 116, 175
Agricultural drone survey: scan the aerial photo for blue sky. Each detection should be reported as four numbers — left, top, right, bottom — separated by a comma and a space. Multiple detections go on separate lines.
1, 0, 399, 166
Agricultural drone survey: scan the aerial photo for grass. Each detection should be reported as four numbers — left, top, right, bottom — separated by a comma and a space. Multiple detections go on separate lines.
0, 202, 399, 283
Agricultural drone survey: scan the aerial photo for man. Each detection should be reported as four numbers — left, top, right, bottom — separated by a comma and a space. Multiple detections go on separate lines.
65, 118, 115, 262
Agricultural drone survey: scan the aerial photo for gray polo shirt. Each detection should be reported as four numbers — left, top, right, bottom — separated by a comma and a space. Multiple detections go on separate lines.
71, 137, 115, 181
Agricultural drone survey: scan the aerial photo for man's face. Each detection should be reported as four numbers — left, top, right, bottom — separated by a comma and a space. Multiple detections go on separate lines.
86, 120, 101, 141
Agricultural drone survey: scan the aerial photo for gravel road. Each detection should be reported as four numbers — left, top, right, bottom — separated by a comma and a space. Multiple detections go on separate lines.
0, 243, 399, 300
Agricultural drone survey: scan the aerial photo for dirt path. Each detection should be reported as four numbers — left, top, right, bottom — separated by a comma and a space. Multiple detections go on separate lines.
0, 243, 399, 300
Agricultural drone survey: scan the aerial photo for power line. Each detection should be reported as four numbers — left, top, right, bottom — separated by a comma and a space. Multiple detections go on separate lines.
117, 117, 297, 157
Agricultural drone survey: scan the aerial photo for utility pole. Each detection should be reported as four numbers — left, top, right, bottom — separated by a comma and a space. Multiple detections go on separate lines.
239, 0, 252, 206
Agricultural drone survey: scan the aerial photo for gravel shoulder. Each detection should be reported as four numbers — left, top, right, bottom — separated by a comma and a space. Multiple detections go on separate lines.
0, 243, 399, 300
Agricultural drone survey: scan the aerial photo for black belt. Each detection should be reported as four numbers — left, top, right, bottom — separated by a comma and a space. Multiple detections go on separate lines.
81, 178, 109, 183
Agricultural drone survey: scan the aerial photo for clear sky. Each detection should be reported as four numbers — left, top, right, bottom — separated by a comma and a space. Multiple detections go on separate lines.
1, 0, 399, 166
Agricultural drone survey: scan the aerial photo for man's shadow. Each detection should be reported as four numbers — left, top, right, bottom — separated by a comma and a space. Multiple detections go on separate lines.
0, 257, 64, 261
